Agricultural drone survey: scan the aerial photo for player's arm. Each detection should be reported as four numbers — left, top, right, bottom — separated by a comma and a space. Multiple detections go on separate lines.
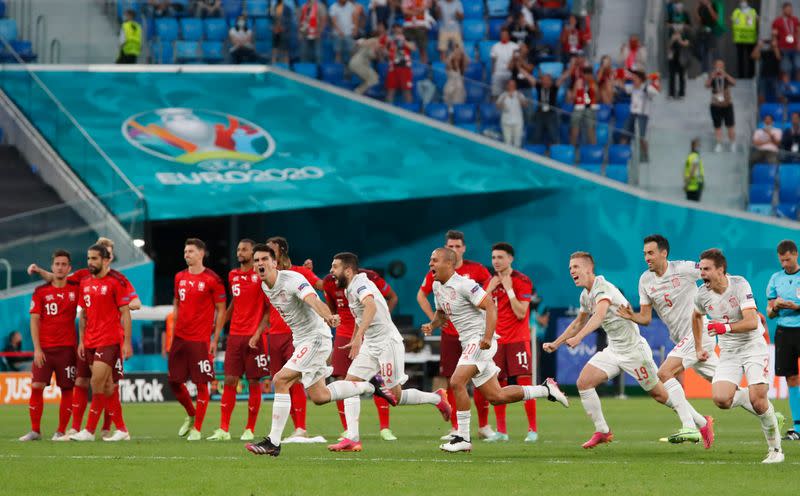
617, 303, 653, 325
384, 286, 399, 312
26, 264, 54, 282
566, 299, 611, 347
304, 293, 341, 328
249, 302, 271, 349
30, 313, 44, 367
543, 311, 588, 352
210, 301, 226, 356
344, 294, 376, 358
172, 297, 179, 325
77, 309, 86, 360
120, 305, 133, 359
127, 296, 142, 311
416, 289, 436, 320
708, 307, 759, 335
421, 309, 448, 335
691, 309, 709, 361
503, 277, 530, 320
477, 294, 497, 349
224, 301, 234, 325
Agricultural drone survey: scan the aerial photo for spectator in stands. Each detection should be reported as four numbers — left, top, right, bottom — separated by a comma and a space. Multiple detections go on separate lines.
560, 14, 586, 63
596, 54, 615, 104
229, 15, 257, 64
781, 111, 800, 159
684, 138, 704, 202
753, 37, 781, 103
299, 0, 328, 63
619, 34, 646, 71
666, 0, 689, 27
772, 2, 800, 80
146, 0, 175, 17
533, 0, 568, 20
116, 9, 142, 65
350, 24, 387, 95
435, 0, 463, 62
695, 0, 725, 75
564, 64, 597, 146
751, 114, 782, 165
330, 0, 357, 63
731, 1, 757, 79
514, 0, 535, 27
497, 79, 528, 148
667, 24, 690, 99
705, 59, 736, 152
353, 2, 368, 37
386, 24, 416, 103
530, 72, 560, 146
370, 0, 394, 30
271, 0, 293, 64
509, 45, 535, 90
490, 28, 519, 98
506, 10, 535, 50
402, 0, 430, 64
443, 44, 468, 105
194, 0, 221, 18
618, 70, 659, 163
3, 331, 29, 372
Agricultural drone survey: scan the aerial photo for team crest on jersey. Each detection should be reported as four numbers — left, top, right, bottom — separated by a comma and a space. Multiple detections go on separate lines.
198, 281, 206, 291
29, 301, 34, 310
69, 292, 75, 301
444, 287, 457, 299
83, 286, 90, 293
671, 277, 681, 288
251, 274, 258, 283
728, 297, 739, 308
100, 285, 108, 295
649, 286, 656, 294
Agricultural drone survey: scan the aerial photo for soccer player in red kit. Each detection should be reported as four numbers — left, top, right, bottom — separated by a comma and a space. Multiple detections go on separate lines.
170, 238, 227, 441
417, 230, 495, 440
324, 268, 400, 441
207, 239, 270, 441
70, 244, 133, 441
19, 250, 79, 442
484, 242, 538, 443
264, 236, 323, 439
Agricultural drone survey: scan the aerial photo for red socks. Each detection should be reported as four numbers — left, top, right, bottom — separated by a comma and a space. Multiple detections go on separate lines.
494, 379, 508, 434
101, 384, 120, 431
517, 375, 537, 432
289, 383, 307, 430
85, 393, 107, 433
447, 387, 457, 428
246, 382, 262, 431
474, 387, 489, 428
374, 395, 391, 430
336, 399, 347, 430
170, 382, 196, 417
71, 385, 88, 432
219, 384, 237, 432
29, 387, 44, 433
193, 384, 210, 431
58, 388, 73, 434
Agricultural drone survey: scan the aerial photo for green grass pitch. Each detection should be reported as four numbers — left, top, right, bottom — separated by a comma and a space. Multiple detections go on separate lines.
0, 397, 796, 495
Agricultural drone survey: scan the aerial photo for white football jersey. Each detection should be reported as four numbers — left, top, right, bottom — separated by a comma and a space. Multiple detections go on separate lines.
346, 272, 402, 342
261, 270, 331, 341
638, 260, 700, 343
694, 275, 764, 349
579, 275, 642, 352
433, 272, 491, 344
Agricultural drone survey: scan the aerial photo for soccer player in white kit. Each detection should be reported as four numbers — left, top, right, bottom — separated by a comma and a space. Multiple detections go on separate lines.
326, 252, 453, 452
692, 249, 784, 464
423, 248, 569, 453
543, 252, 703, 449
245, 245, 396, 457
617, 234, 716, 446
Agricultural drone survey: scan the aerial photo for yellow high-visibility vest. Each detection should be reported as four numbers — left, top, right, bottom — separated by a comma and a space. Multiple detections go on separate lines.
684, 152, 704, 192
731, 7, 757, 44
122, 20, 142, 56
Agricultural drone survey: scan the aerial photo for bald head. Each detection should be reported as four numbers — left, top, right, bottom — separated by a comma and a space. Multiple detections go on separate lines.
430, 247, 457, 282
435, 247, 457, 265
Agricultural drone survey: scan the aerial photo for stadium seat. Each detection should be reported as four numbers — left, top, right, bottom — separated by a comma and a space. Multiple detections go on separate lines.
5, 40, 35, 62
524, 144, 548, 155
466, 80, 487, 104
538, 62, 564, 79
538, 19, 563, 50
478, 40, 494, 63
550, 144, 576, 164
201, 41, 224, 63
747, 204, 775, 216
180, 18, 204, 41
376, 62, 389, 83
253, 18, 272, 40
255, 39, 272, 58
479, 102, 500, 126
463, 0, 485, 19
788, 102, 800, 119
606, 164, 629, 183
411, 62, 429, 82
203, 18, 228, 42
777, 203, 799, 219
365, 84, 386, 100
779, 164, 800, 203
759, 103, 784, 124
596, 104, 612, 123
456, 122, 479, 133
749, 183, 774, 204
246, 0, 270, 17
293, 62, 319, 79
397, 101, 421, 113
486, 0, 509, 17
488, 18, 505, 40
784, 81, 800, 102
431, 62, 447, 90
462, 19, 486, 43
174, 40, 201, 63
0, 18, 16, 40
579, 144, 605, 164
272, 61, 290, 70
320, 62, 344, 83
223, 0, 244, 18
608, 144, 632, 164
464, 62, 484, 82
613, 103, 631, 128
751, 163, 778, 185
453, 104, 477, 124
579, 164, 602, 175
595, 123, 609, 146
424, 103, 449, 122
155, 18, 179, 42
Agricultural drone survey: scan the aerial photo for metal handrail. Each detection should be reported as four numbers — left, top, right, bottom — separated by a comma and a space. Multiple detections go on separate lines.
49, 38, 61, 64
0, 258, 11, 291
35, 15, 46, 63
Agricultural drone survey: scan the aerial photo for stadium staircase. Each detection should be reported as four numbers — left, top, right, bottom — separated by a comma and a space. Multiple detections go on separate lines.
0, 144, 65, 218
26, 0, 118, 63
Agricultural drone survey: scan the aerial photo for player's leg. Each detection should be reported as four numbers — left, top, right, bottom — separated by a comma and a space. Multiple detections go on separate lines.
242, 338, 269, 440
100, 386, 117, 437
440, 364, 479, 452
71, 360, 113, 441
439, 332, 463, 439
102, 350, 130, 441
508, 341, 539, 442
48, 346, 77, 440
70, 352, 92, 434
167, 338, 196, 436
486, 344, 508, 442
187, 342, 215, 440
209, 375, 238, 441
280, 337, 308, 437
245, 366, 302, 455
775, 328, 800, 439
578, 351, 618, 447
473, 387, 491, 434
20, 381, 46, 441
330, 333, 354, 435
478, 374, 568, 407
743, 353, 783, 463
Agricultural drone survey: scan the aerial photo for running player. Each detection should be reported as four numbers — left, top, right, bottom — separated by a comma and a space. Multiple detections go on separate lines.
207, 239, 270, 441
324, 266, 400, 441
484, 242, 539, 443
616, 234, 717, 444
19, 250, 79, 442
169, 238, 227, 441
424, 248, 568, 453
543, 252, 705, 449
694, 249, 784, 463
417, 230, 494, 440
70, 244, 133, 441
245, 245, 396, 457
326, 253, 451, 452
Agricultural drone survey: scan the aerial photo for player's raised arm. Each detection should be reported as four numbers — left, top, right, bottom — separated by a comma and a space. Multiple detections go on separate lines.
617, 303, 653, 325
27, 263, 55, 282
476, 294, 497, 349
566, 299, 611, 348
691, 309, 708, 362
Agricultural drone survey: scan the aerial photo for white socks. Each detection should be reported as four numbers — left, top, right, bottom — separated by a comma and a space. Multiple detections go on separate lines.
758, 401, 782, 451
268, 393, 291, 446
664, 378, 706, 429
456, 410, 471, 442
326, 381, 374, 401
522, 385, 549, 401
399, 389, 441, 405
579, 388, 609, 434
344, 396, 361, 441
731, 387, 758, 415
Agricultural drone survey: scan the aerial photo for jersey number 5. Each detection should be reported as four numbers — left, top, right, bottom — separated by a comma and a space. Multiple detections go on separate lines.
664, 293, 673, 308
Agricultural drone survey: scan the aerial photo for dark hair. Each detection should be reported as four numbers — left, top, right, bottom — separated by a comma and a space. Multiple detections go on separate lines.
51, 249, 71, 262
643, 234, 670, 255
700, 248, 727, 273
492, 242, 515, 257
185, 238, 206, 251
333, 252, 360, 270
445, 230, 465, 243
88, 244, 110, 259
125, 8, 136, 17
267, 236, 289, 254
252, 243, 276, 260
239, 238, 255, 247
777, 239, 798, 255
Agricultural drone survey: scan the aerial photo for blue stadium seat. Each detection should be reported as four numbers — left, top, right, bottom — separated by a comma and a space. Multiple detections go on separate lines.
453, 103, 477, 124
293, 62, 319, 79
3, 40, 35, 62
748, 204, 775, 216
255, 39, 272, 57
246, 0, 270, 17
608, 144, 632, 164
595, 123, 609, 146
751, 163, 778, 185
223, 0, 244, 18
524, 144, 548, 155
488, 18, 505, 40
253, 18, 272, 40
579, 144, 605, 164
777, 203, 799, 219
376, 62, 389, 83
174, 40, 201, 63
478, 40, 494, 63
411, 62, 429, 82
550, 144, 576, 164
397, 101, 421, 113
788, 102, 800, 119
596, 104, 612, 123
579, 164, 602, 175
204, 18, 228, 42
606, 164, 629, 183
201, 41, 224, 62
272, 61, 290, 70
464, 62, 484, 82
0, 0, 7, 18
180, 18, 204, 41
749, 183, 774, 204
466, 80, 487, 103
463, 0, 485, 19
538, 19, 563, 50
155, 18, 179, 41
320, 62, 344, 83
486, 0, 509, 17
538, 62, 564, 79
425, 103, 450, 122
462, 19, 486, 43
456, 122, 479, 133
785, 81, 800, 102
431, 61, 447, 90
613, 103, 631, 130
779, 164, 800, 203
759, 103, 784, 124
479, 102, 500, 126
365, 84, 386, 100
0, 18, 17, 40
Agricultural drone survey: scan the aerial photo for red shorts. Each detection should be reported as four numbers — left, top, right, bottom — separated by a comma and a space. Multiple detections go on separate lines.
493, 340, 532, 381
439, 332, 462, 378
331, 333, 354, 377
223, 334, 269, 380
386, 66, 413, 91
168, 336, 214, 384
32, 346, 77, 389
268, 332, 294, 377
83, 345, 124, 382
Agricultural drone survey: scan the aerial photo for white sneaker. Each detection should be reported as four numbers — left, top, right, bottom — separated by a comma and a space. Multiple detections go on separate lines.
52, 432, 71, 442
65, 428, 78, 436
287, 428, 307, 439
478, 425, 496, 439
18, 431, 41, 442
543, 378, 569, 407
714, 143, 723, 153
69, 429, 95, 442
762, 449, 785, 464
729, 142, 737, 153
99, 429, 111, 439
103, 430, 130, 442
440, 429, 458, 441
439, 436, 472, 453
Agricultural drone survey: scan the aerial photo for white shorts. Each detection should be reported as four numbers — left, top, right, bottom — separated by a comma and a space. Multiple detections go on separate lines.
588, 337, 660, 391
347, 337, 409, 388
667, 333, 719, 381
283, 336, 333, 388
456, 338, 500, 387
712, 340, 770, 386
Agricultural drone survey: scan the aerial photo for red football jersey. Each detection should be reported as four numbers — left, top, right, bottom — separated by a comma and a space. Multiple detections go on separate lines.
174, 268, 227, 342
487, 270, 533, 344
69, 268, 137, 301
228, 267, 268, 336
79, 273, 132, 348
30, 281, 80, 348
420, 259, 491, 336
323, 269, 392, 339
267, 265, 320, 335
